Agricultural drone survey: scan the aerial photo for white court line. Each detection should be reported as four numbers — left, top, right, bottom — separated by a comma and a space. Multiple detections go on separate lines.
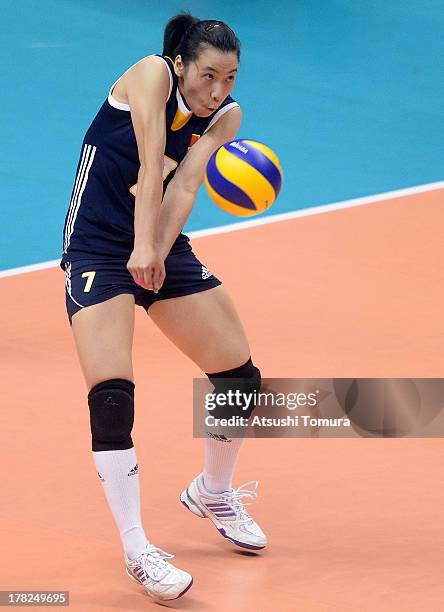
1, 179, 443, 279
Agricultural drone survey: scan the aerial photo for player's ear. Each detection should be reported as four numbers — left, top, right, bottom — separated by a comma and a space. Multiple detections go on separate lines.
173, 55, 185, 78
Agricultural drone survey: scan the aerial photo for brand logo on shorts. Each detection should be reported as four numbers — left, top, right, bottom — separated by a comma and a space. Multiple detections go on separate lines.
128, 464, 139, 477
201, 265, 212, 280
98, 472, 105, 482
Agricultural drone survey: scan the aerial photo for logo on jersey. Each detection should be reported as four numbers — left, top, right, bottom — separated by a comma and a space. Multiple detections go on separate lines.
201, 265, 212, 280
129, 155, 178, 197
172, 109, 193, 131
171, 88, 193, 131
188, 133, 200, 149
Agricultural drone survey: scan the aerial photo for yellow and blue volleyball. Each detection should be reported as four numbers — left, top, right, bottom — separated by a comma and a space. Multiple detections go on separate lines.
204, 139, 283, 217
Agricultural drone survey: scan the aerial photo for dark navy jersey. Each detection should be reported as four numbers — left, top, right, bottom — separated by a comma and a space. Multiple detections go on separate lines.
61, 54, 239, 269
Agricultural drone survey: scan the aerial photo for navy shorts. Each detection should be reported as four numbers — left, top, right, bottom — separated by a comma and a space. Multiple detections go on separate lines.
64, 241, 221, 325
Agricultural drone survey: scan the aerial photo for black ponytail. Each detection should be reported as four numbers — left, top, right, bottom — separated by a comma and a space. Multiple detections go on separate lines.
162, 11, 241, 64
163, 12, 200, 59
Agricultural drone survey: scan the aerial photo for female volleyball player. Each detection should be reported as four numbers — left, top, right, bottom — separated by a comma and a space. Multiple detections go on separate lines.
61, 13, 266, 601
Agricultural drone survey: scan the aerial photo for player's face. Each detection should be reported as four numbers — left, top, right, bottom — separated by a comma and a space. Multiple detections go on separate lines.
174, 46, 238, 117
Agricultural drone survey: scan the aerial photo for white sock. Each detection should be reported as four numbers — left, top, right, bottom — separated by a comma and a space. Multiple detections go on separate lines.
203, 436, 244, 493
93, 447, 149, 560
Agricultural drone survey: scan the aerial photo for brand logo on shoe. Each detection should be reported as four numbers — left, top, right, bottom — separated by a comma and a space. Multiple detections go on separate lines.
128, 464, 139, 477
133, 564, 147, 582
201, 265, 212, 279
204, 502, 237, 518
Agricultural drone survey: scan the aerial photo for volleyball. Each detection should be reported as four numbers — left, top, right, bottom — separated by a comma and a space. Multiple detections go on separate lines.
204, 139, 283, 217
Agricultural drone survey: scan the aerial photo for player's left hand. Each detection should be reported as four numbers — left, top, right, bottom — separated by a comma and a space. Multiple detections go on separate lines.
127, 245, 166, 293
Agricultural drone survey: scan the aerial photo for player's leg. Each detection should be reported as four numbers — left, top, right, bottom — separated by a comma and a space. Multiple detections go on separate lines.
147, 284, 253, 490
148, 285, 266, 548
71, 293, 135, 388
68, 273, 192, 599
148, 284, 251, 494
148, 283, 250, 373
70, 294, 151, 560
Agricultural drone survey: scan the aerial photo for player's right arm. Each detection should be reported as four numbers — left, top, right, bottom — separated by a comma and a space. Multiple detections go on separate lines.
125, 56, 170, 292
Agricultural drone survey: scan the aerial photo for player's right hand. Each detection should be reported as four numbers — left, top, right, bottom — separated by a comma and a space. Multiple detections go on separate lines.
127, 246, 165, 293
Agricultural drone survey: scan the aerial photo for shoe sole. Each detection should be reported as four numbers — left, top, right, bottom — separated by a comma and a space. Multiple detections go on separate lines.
126, 568, 193, 601
180, 488, 266, 551
180, 488, 206, 518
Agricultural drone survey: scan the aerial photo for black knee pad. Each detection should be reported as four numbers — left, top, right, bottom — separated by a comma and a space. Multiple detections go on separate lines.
205, 357, 261, 420
88, 379, 135, 452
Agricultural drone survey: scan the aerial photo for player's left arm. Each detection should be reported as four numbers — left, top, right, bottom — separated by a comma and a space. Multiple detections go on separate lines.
156, 106, 242, 259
